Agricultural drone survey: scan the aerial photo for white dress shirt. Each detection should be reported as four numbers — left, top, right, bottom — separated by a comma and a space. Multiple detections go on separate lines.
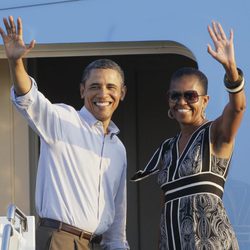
11, 78, 129, 249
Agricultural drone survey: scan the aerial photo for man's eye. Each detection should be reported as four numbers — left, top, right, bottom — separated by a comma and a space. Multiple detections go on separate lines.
107, 85, 117, 90
90, 85, 99, 90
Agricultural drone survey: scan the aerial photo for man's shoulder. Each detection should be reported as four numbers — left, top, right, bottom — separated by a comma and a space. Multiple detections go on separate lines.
53, 103, 78, 113
53, 103, 81, 122
111, 135, 127, 156
112, 134, 125, 147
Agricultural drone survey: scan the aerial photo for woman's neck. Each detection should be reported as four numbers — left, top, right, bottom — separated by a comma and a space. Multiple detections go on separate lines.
180, 119, 208, 137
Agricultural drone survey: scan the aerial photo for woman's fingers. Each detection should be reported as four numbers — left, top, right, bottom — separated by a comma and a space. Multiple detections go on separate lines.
217, 22, 227, 40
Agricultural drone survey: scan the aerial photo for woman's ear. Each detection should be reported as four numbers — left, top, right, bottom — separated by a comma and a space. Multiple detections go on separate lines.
203, 95, 210, 108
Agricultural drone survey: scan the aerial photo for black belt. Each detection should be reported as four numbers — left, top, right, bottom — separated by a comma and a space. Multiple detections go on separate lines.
39, 218, 102, 244
162, 173, 225, 203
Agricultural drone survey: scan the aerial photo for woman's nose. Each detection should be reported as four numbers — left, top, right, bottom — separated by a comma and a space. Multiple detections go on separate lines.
176, 96, 188, 104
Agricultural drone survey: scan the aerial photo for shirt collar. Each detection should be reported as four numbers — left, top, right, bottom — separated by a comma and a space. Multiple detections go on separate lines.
79, 106, 120, 136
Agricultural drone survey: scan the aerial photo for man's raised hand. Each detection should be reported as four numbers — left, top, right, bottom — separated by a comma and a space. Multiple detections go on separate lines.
0, 16, 35, 60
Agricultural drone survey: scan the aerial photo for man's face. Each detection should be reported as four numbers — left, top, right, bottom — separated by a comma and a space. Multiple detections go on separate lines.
80, 68, 126, 127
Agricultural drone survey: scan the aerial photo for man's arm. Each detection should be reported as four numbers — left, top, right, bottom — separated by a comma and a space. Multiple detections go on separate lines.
101, 165, 129, 250
0, 16, 35, 95
207, 22, 246, 156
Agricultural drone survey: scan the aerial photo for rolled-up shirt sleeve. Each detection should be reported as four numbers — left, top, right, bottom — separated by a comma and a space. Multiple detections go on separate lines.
11, 77, 38, 110
10, 77, 61, 144
101, 164, 130, 250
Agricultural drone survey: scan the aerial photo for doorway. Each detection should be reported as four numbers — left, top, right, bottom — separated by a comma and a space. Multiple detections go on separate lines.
28, 52, 197, 249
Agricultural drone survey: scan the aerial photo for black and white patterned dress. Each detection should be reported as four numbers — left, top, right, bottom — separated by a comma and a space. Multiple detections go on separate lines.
131, 121, 239, 250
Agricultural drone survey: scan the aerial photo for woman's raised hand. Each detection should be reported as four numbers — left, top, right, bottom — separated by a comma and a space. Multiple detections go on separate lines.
207, 21, 238, 81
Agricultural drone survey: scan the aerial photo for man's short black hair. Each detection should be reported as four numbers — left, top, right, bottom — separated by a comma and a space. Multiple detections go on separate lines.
81, 58, 125, 85
170, 67, 208, 94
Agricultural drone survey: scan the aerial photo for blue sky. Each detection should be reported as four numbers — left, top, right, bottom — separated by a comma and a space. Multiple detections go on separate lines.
1, 0, 250, 247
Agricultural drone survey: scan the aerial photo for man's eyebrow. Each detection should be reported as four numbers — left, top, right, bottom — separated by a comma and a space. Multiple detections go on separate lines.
89, 82, 100, 85
107, 83, 118, 85
88, 82, 120, 86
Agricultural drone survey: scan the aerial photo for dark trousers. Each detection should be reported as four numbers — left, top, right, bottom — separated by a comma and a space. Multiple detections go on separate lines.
36, 225, 101, 250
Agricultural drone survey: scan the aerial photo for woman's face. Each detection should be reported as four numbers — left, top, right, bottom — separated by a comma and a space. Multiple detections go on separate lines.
168, 75, 209, 126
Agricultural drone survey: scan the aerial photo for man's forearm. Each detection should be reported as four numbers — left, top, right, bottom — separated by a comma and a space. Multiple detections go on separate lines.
8, 58, 32, 96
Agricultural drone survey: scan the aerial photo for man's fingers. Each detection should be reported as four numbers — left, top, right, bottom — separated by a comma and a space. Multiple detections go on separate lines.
2, 16, 21, 37
27, 39, 36, 50
17, 17, 22, 37
0, 26, 6, 39
9, 16, 16, 34
3, 17, 11, 34
1, 16, 26, 44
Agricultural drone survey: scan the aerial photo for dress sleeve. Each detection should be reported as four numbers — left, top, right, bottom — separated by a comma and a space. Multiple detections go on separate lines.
130, 138, 172, 182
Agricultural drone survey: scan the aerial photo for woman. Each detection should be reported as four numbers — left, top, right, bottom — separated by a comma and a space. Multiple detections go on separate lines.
131, 22, 245, 249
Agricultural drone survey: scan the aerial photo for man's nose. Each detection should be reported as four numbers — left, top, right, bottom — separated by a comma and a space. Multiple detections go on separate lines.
98, 86, 108, 96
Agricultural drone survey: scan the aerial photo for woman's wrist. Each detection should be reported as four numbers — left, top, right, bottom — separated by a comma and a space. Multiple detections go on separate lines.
224, 68, 244, 94
223, 61, 238, 81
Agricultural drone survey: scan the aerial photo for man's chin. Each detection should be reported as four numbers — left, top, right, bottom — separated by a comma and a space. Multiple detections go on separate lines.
94, 114, 112, 123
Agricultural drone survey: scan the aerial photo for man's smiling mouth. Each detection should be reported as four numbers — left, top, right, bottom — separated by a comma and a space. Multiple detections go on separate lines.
94, 101, 112, 107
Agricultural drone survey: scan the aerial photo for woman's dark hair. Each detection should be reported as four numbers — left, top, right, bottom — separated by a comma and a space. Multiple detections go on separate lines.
81, 59, 125, 85
170, 67, 208, 94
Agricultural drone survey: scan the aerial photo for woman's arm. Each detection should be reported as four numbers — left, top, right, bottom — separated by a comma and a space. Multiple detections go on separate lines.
207, 22, 246, 156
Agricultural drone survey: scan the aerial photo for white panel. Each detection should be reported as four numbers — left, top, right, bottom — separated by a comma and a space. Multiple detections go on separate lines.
0, 216, 35, 250
0, 59, 30, 215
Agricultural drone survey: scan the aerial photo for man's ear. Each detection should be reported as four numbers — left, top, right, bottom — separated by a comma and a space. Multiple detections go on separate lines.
120, 85, 127, 101
80, 84, 85, 99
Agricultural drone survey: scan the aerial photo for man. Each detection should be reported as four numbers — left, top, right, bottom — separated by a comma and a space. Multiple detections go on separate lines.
0, 16, 129, 250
